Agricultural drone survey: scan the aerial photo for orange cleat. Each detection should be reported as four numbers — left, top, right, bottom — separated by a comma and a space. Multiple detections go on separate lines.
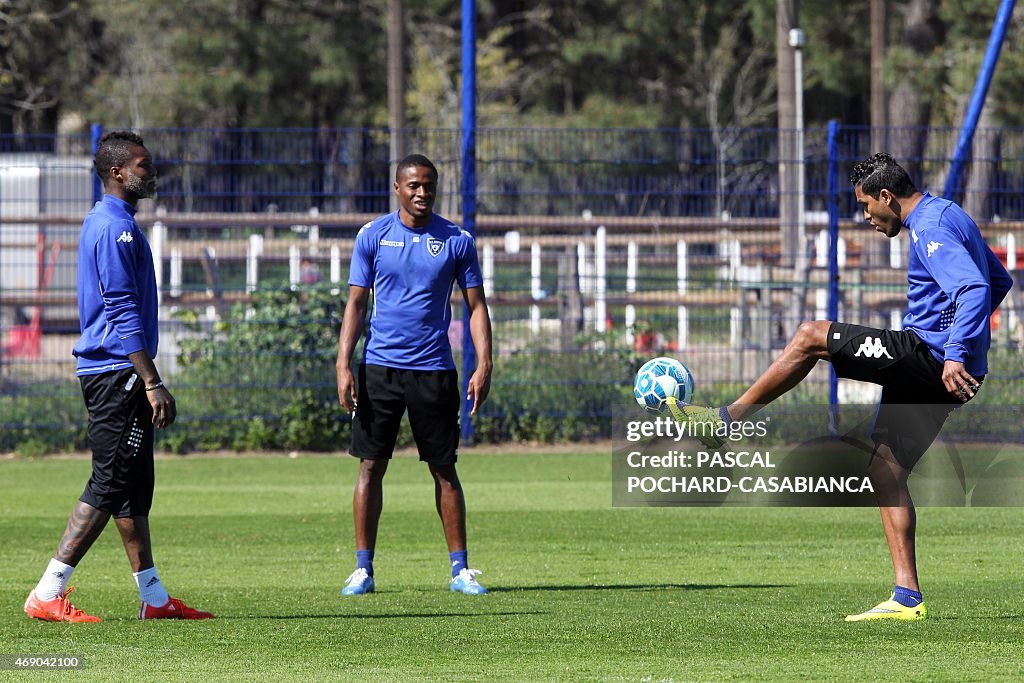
24, 587, 101, 623
138, 596, 214, 620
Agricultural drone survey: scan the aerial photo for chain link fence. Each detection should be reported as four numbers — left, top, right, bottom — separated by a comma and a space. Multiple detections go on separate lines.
1, 126, 1021, 452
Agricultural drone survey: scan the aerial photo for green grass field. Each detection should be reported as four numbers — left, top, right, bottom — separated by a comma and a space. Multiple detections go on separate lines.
1, 450, 1022, 682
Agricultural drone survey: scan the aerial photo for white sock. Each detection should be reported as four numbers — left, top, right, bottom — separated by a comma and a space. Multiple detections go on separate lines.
35, 559, 75, 600
133, 567, 170, 607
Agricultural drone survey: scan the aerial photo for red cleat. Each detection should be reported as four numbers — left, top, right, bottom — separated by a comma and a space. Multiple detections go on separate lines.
24, 587, 101, 623
138, 596, 214, 620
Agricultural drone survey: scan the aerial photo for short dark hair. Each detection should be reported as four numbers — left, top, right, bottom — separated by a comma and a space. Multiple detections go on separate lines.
849, 152, 918, 198
94, 130, 146, 180
395, 154, 438, 182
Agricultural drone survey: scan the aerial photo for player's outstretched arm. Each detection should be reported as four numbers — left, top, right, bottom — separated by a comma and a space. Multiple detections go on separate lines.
336, 285, 370, 413
463, 286, 492, 415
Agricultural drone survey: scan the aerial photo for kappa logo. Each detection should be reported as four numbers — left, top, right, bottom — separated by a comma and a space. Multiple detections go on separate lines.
854, 336, 893, 359
116, 231, 133, 244
426, 237, 444, 256
926, 241, 943, 257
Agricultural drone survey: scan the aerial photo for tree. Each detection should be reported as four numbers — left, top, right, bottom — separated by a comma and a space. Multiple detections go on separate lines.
6, 0, 1022, 154
885, 0, 945, 183
0, 1, 103, 137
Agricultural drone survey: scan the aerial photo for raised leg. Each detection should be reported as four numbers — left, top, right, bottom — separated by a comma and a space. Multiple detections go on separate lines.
728, 320, 833, 420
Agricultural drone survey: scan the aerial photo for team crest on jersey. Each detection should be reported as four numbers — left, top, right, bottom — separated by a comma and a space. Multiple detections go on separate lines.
426, 237, 444, 256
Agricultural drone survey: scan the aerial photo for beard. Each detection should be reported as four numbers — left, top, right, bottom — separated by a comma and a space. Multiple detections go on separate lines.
124, 168, 157, 199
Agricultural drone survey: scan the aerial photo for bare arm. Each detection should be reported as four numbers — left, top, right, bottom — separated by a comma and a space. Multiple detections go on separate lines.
463, 286, 493, 415
128, 350, 175, 428
336, 285, 370, 413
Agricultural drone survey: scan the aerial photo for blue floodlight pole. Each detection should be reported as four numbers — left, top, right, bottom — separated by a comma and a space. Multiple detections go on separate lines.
826, 121, 841, 437
460, 0, 478, 444
942, 0, 1016, 199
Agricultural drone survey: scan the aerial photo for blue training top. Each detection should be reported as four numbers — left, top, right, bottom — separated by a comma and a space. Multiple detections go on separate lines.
73, 194, 159, 376
349, 211, 483, 370
902, 193, 1013, 376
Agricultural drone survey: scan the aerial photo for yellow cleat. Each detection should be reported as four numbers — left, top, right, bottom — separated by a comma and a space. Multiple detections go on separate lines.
665, 397, 726, 448
845, 595, 927, 622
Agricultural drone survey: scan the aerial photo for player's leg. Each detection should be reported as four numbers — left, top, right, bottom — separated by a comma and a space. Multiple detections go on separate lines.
112, 407, 157, 579
869, 447, 918, 589
24, 371, 134, 622
353, 458, 390, 555
845, 443, 926, 621
117, 515, 171, 618
671, 323, 918, 449
344, 460, 388, 594
24, 500, 110, 622
667, 320, 833, 447
846, 393, 953, 622
880, 506, 920, 587
116, 515, 154, 573
428, 463, 485, 594
97, 377, 211, 620
427, 462, 467, 554
727, 320, 833, 420
127, 511, 213, 619
343, 364, 404, 595
407, 369, 486, 594
55, 502, 112, 567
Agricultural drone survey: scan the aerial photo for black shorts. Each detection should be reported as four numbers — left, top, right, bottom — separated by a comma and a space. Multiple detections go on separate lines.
78, 368, 155, 517
827, 322, 975, 469
350, 364, 460, 465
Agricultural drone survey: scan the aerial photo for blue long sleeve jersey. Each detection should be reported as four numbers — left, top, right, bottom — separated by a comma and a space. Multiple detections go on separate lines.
73, 194, 159, 376
902, 193, 1013, 376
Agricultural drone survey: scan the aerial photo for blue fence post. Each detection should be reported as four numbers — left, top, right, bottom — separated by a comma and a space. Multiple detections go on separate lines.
460, 0, 478, 444
90, 124, 103, 204
826, 120, 841, 437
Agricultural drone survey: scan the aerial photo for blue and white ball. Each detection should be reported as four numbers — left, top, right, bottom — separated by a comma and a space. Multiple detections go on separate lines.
633, 357, 694, 412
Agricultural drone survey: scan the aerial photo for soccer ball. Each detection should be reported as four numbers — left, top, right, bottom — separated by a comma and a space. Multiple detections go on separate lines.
633, 356, 694, 412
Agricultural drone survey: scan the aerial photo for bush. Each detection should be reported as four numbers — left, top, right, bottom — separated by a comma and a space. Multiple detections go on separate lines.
473, 331, 644, 443
167, 285, 349, 452
170, 299, 650, 449
0, 381, 87, 453
7, 301, 1022, 455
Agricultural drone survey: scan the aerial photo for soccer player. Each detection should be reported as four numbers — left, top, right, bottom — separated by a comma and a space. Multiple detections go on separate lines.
23, 131, 213, 623
335, 154, 493, 596
672, 152, 1012, 621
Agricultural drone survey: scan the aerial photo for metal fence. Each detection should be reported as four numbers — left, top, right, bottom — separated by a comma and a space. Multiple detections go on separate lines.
1, 126, 1022, 452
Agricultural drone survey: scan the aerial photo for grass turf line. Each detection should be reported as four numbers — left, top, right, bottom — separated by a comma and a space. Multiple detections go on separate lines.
0, 451, 1022, 682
